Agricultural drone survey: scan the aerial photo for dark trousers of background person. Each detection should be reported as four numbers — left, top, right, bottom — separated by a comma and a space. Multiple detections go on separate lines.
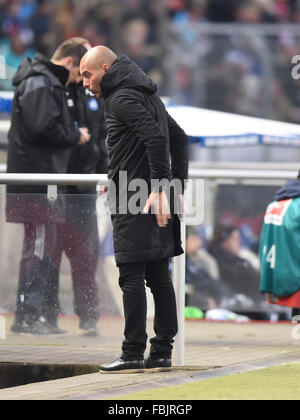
15, 196, 100, 328
15, 220, 58, 326
117, 258, 178, 361
50, 195, 100, 328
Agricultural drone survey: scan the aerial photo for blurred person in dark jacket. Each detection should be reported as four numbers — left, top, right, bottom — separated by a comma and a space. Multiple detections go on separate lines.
185, 227, 229, 311
80, 46, 189, 372
50, 38, 108, 336
209, 224, 265, 315
6, 39, 90, 335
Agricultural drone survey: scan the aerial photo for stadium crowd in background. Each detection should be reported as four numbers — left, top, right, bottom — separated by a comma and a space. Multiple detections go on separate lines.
1, 1, 300, 58
1, 0, 300, 122
1, 1, 300, 55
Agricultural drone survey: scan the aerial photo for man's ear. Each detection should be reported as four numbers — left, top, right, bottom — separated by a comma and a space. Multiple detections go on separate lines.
63, 56, 74, 70
103, 64, 109, 73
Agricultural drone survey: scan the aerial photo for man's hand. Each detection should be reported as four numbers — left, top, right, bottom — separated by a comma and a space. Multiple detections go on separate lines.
97, 185, 108, 195
78, 127, 91, 146
143, 191, 171, 228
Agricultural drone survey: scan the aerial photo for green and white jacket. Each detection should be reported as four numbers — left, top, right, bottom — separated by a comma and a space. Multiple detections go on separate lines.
259, 196, 300, 297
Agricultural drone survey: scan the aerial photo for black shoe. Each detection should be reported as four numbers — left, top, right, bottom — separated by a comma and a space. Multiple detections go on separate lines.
145, 357, 172, 371
79, 319, 100, 337
46, 324, 68, 335
11, 318, 66, 335
99, 358, 145, 374
11, 320, 31, 334
44, 317, 68, 335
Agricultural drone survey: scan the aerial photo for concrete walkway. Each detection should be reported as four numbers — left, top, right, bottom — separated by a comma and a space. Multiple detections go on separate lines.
0, 315, 299, 400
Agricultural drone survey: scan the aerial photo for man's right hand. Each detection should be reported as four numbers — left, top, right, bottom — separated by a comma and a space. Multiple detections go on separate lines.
78, 127, 91, 146
143, 191, 171, 228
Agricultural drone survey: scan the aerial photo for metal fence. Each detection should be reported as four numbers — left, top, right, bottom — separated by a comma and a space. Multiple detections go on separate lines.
0, 167, 297, 365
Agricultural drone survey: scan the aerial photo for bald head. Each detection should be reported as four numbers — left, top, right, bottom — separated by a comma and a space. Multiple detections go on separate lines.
82, 46, 117, 69
80, 46, 117, 96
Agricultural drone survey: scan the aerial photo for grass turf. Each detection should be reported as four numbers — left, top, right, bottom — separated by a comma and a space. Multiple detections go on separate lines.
116, 363, 300, 400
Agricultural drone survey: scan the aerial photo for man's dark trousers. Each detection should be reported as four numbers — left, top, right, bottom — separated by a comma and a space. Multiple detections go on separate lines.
15, 221, 58, 325
50, 195, 100, 326
118, 258, 178, 360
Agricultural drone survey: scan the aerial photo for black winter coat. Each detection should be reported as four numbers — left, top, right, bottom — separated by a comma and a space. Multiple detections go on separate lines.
66, 84, 108, 175
66, 83, 108, 194
6, 53, 80, 223
100, 56, 189, 264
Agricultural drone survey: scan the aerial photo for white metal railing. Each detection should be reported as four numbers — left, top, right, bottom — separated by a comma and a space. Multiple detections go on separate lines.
189, 161, 300, 171
0, 120, 10, 133
0, 167, 297, 181
0, 172, 108, 185
188, 168, 297, 181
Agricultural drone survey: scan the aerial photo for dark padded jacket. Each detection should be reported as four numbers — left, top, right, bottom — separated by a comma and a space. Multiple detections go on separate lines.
6, 53, 80, 222
65, 83, 108, 194
66, 84, 108, 176
101, 55, 189, 264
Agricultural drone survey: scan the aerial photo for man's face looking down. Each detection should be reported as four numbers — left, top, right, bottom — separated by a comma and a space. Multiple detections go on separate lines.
80, 58, 109, 97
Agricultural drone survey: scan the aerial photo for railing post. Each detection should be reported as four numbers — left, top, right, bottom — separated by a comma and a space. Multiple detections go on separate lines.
47, 185, 57, 201
0, 315, 6, 340
173, 219, 186, 367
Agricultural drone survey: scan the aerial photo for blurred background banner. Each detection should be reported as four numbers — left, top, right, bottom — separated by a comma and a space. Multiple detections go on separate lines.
166, 105, 300, 146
